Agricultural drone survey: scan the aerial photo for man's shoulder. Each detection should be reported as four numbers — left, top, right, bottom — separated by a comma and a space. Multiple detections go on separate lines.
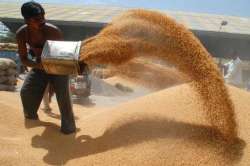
44, 23, 63, 39
45, 23, 61, 32
16, 24, 27, 36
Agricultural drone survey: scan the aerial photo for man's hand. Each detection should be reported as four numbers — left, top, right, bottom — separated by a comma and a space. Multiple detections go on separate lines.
78, 61, 87, 74
36, 63, 44, 70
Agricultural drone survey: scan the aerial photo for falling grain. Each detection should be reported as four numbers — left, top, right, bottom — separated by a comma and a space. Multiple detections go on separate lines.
80, 9, 237, 141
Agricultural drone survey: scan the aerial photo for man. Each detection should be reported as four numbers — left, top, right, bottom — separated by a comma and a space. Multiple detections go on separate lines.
223, 52, 244, 88
42, 83, 53, 112
16, 1, 76, 134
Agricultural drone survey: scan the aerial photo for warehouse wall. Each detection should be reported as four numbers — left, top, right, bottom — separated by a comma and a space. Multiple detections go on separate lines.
2, 20, 250, 60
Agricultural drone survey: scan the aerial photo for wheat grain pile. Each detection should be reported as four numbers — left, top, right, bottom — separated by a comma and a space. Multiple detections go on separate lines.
0, 83, 249, 165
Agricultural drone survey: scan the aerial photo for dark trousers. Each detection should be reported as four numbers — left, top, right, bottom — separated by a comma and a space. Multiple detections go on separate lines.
20, 68, 76, 133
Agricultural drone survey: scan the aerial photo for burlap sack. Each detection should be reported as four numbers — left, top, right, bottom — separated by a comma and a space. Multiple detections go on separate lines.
4, 75, 17, 85
6, 68, 17, 75
0, 84, 15, 91
0, 70, 5, 76
0, 76, 8, 83
0, 43, 17, 51
0, 58, 17, 70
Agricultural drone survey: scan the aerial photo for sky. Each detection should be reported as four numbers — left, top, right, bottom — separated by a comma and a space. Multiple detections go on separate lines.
0, 0, 249, 17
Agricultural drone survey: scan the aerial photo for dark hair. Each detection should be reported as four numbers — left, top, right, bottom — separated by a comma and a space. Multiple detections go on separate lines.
21, 1, 45, 19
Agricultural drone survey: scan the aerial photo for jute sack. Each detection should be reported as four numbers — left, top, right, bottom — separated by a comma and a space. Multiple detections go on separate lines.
0, 58, 17, 70
6, 68, 17, 75
0, 76, 8, 83
0, 84, 15, 91
4, 75, 17, 85
0, 70, 5, 76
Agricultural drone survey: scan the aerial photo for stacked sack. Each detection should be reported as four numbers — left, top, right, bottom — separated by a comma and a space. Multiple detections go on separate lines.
0, 43, 17, 51
0, 58, 17, 91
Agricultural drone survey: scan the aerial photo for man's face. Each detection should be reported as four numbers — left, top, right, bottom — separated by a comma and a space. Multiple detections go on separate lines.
26, 14, 45, 29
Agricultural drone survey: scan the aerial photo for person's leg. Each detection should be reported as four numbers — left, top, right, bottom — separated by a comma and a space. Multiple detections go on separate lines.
50, 74, 76, 134
42, 83, 52, 112
20, 69, 48, 119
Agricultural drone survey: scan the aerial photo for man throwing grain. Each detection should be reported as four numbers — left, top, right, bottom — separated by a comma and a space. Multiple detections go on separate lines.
16, 1, 76, 134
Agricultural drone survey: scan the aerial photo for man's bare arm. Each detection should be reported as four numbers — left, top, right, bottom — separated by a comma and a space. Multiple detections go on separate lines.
16, 31, 43, 69
49, 26, 63, 40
